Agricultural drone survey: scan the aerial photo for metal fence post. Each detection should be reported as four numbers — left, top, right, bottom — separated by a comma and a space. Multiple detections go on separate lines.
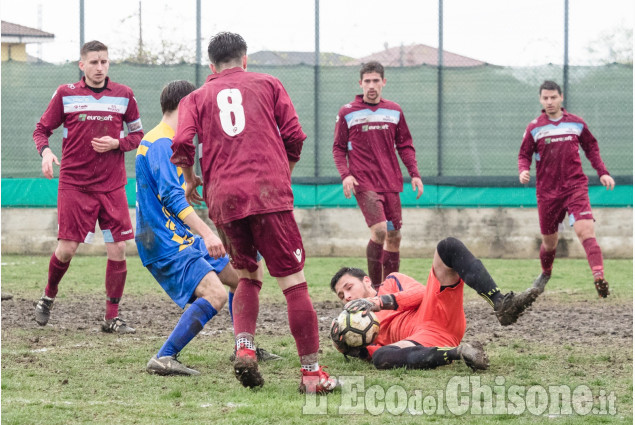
563, 0, 569, 108
196, 0, 202, 87
314, 0, 321, 179
79, 0, 84, 80
437, 0, 443, 177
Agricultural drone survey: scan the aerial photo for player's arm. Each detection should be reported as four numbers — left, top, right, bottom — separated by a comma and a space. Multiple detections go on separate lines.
273, 80, 305, 165
91, 91, 143, 153
518, 127, 535, 184
116, 91, 144, 152
33, 88, 64, 179
170, 95, 199, 170
345, 277, 426, 313
394, 112, 423, 199
578, 124, 614, 190
332, 111, 358, 198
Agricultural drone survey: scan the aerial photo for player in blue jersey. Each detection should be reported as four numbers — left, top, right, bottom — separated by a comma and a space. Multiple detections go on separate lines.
135, 80, 277, 376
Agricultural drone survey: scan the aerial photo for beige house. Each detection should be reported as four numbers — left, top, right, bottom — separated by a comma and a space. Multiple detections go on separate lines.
1, 21, 54, 62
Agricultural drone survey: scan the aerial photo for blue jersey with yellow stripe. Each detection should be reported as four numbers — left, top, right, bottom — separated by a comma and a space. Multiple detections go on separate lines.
135, 121, 196, 266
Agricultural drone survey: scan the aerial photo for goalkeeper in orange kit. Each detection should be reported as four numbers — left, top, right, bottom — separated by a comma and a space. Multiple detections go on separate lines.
330, 237, 538, 371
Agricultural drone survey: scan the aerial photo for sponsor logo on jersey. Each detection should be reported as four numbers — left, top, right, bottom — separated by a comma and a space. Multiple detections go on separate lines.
121, 229, 133, 235
362, 124, 389, 132
543, 135, 573, 145
293, 248, 302, 263
78, 114, 114, 122
580, 211, 592, 216
67, 84, 76, 89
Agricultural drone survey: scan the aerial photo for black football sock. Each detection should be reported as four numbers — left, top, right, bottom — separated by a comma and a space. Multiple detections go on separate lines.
437, 237, 503, 308
372, 345, 453, 370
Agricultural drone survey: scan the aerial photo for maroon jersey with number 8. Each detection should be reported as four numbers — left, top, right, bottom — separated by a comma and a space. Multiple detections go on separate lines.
171, 67, 306, 225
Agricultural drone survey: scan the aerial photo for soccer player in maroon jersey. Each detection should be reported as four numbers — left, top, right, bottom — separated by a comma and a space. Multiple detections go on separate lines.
330, 237, 539, 370
33, 40, 143, 333
333, 61, 424, 289
170, 32, 336, 394
518, 81, 615, 298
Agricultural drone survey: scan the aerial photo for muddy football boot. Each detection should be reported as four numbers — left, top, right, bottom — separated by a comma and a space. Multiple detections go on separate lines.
35, 295, 55, 326
146, 355, 200, 376
532, 272, 551, 294
229, 347, 282, 362
457, 342, 490, 372
594, 278, 610, 298
494, 288, 539, 326
101, 316, 136, 334
299, 366, 337, 394
234, 345, 264, 389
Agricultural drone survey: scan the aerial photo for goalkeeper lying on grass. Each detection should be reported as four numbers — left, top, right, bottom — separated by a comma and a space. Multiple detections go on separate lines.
330, 237, 538, 371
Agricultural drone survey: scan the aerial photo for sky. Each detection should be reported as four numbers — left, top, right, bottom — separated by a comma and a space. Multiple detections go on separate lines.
1, 0, 632, 66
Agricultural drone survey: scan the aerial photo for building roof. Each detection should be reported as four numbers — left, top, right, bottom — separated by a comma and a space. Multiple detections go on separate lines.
2, 21, 54, 42
349, 44, 487, 67
248, 50, 355, 66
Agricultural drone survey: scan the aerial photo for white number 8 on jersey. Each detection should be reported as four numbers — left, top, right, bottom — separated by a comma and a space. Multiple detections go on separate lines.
217, 88, 246, 137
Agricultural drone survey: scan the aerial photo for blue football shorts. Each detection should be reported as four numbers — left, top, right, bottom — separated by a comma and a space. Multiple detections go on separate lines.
146, 236, 230, 308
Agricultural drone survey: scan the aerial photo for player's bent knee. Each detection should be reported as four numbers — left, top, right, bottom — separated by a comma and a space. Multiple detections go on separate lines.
196, 273, 228, 310
437, 237, 468, 268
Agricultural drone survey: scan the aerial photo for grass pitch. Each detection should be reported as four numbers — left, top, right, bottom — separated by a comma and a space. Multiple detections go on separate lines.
1, 255, 632, 424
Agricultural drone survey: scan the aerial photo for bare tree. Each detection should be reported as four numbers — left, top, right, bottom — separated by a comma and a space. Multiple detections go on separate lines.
586, 26, 633, 65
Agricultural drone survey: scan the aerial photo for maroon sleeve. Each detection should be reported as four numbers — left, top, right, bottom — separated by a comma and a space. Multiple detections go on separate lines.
578, 124, 610, 178
170, 94, 198, 168
394, 111, 421, 179
33, 88, 64, 155
273, 80, 306, 163
118, 90, 143, 152
518, 125, 535, 173
332, 110, 351, 180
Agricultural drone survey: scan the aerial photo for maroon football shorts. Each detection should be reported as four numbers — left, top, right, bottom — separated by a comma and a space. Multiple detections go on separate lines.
537, 188, 594, 235
354, 190, 403, 230
57, 187, 134, 243
216, 210, 305, 278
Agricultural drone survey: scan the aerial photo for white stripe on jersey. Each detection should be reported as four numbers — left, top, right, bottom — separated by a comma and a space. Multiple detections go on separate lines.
63, 102, 128, 114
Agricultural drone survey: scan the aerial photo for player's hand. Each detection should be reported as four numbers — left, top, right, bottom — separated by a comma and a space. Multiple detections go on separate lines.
411, 177, 424, 199
185, 175, 204, 206
342, 175, 359, 199
344, 297, 381, 313
330, 318, 365, 358
41, 148, 60, 179
600, 174, 615, 190
202, 231, 226, 259
519, 170, 531, 184
91, 136, 120, 153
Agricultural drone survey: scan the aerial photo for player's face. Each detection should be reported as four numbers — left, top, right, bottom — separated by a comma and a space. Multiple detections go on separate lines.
539, 89, 564, 118
334, 274, 375, 303
359, 72, 386, 104
79, 50, 110, 88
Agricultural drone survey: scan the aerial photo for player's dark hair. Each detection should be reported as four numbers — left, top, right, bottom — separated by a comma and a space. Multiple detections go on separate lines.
330, 267, 368, 292
160, 80, 196, 114
208, 32, 247, 65
80, 40, 108, 58
360, 61, 384, 79
539, 80, 562, 95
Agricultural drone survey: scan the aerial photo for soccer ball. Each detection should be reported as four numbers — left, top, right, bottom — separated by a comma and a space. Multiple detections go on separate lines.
330, 309, 380, 348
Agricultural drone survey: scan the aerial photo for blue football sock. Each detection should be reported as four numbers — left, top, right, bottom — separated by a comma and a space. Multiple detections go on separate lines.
228, 291, 234, 324
157, 298, 217, 358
